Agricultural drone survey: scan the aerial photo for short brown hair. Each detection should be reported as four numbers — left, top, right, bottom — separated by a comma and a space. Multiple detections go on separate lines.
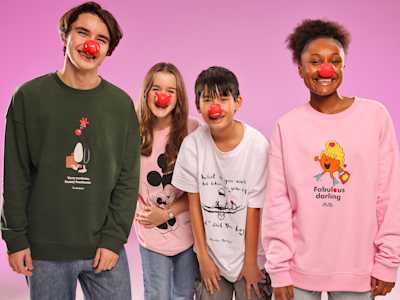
59, 1, 122, 56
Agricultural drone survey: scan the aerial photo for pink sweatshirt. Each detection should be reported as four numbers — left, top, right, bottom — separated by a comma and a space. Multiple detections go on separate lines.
134, 118, 199, 256
263, 98, 400, 292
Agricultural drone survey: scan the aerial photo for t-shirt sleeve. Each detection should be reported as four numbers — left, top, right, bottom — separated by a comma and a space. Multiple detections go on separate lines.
247, 136, 269, 208
172, 136, 199, 193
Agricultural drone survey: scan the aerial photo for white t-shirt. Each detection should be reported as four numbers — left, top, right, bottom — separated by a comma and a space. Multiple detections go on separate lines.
172, 122, 269, 282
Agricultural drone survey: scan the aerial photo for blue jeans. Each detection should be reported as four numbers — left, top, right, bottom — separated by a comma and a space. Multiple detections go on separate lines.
28, 248, 131, 300
272, 287, 372, 300
139, 245, 197, 300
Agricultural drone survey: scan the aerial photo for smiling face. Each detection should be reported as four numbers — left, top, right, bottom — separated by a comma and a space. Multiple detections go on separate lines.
62, 13, 110, 73
298, 37, 345, 97
198, 86, 242, 132
147, 71, 178, 121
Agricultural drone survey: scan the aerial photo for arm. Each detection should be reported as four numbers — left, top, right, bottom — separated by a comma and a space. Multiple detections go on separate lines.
136, 193, 189, 227
189, 192, 220, 294
1, 90, 34, 276
171, 135, 219, 292
242, 207, 264, 299
371, 108, 400, 296
262, 124, 295, 299
94, 103, 140, 272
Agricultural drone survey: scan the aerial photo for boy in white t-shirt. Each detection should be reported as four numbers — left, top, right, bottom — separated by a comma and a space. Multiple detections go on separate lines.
172, 66, 272, 300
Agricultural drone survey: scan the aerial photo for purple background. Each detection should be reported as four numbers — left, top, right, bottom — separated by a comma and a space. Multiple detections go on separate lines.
1, 0, 400, 299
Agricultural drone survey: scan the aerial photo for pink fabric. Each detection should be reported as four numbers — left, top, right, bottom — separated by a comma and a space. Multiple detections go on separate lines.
134, 118, 200, 256
263, 98, 400, 291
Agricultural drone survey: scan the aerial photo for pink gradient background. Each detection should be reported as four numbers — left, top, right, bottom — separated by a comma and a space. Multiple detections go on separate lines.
1, 0, 400, 299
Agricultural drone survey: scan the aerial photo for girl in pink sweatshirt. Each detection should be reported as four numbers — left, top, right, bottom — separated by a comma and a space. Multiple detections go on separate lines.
263, 19, 400, 300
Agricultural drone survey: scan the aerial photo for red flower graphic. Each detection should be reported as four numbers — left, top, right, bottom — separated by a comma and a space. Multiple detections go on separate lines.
80, 117, 90, 128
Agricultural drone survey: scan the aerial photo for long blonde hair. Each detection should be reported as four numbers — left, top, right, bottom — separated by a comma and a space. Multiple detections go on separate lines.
138, 62, 189, 173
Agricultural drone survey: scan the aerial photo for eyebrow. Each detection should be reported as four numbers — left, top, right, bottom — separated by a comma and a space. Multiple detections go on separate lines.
74, 26, 110, 42
152, 84, 176, 90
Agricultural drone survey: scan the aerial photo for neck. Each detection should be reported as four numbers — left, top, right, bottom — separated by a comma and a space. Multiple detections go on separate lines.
211, 120, 243, 152
309, 91, 349, 114
57, 58, 101, 90
153, 115, 172, 131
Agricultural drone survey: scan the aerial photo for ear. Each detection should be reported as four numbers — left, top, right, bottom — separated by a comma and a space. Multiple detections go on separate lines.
298, 64, 305, 79
234, 96, 243, 113
60, 32, 67, 45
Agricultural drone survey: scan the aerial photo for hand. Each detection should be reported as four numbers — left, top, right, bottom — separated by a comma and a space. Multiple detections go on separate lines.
136, 205, 168, 228
92, 248, 119, 273
371, 277, 395, 297
8, 248, 33, 276
198, 254, 221, 294
273, 286, 294, 300
239, 262, 264, 299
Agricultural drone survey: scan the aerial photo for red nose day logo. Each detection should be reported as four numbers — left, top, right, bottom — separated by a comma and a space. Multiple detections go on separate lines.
318, 63, 335, 78
155, 92, 171, 108
208, 103, 223, 119
83, 40, 100, 56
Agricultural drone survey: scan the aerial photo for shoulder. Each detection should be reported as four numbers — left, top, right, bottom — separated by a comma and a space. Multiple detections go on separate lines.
355, 97, 389, 114
14, 73, 55, 97
181, 124, 209, 148
244, 123, 269, 152
275, 103, 309, 127
355, 97, 394, 126
187, 116, 202, 133
102, 79, 133, 107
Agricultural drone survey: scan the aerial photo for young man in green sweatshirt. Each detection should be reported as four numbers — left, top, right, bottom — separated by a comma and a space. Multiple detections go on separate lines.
1, 2, 140, 299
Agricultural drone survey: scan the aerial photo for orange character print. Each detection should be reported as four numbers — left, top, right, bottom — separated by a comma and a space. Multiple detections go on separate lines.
314, 140, 350, 186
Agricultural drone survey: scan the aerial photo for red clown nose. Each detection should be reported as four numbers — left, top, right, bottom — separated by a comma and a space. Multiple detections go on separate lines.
83, 40, 100, 56
208, 104, 223, 119
155, 92, 172, 108
318, 63, 335, 78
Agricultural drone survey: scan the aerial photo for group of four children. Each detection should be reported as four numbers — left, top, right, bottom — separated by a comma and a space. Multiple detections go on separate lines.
2, 2, 400, 300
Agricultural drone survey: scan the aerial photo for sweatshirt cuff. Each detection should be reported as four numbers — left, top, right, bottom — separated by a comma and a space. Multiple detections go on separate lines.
269, 270, 293, 288
371, 262, 398, 283
98, 235, 124, 255
6, 236, 30, 254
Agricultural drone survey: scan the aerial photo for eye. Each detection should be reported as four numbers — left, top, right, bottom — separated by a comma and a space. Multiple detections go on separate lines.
310, 60, 320, 65
202, 97, 211, 102
167, 89, 176, 94
151, 86, 160, 91
221, 97, 229, 101
97, 38, 107, 45
77, 30, 87, 36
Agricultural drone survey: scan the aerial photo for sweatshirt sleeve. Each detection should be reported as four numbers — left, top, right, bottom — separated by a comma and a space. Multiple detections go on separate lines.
98, 102, 140, 254
371, 107, 400, 283
1, 90, 32, 253
262, 123, 295, 287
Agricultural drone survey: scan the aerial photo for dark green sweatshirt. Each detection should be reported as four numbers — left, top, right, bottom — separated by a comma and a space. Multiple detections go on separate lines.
1, 73, 140, 260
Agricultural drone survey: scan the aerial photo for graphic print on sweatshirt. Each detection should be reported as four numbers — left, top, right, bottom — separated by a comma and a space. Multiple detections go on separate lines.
64, 117, 92, 190
201, 173, 247, 239
138, 153, 179, 234
313, 140, 351, 207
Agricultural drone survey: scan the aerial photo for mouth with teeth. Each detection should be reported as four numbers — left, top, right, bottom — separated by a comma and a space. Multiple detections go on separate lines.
315, 77, 335, 86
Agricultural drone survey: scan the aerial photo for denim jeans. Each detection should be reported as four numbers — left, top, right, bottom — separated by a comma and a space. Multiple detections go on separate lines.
272, 287, 372, 300
195, 269, 272, 300
139, 245, 197, 300
28, 248, 131, 300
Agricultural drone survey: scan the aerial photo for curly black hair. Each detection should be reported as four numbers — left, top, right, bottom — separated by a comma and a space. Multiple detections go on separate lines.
287, 19, 351, 64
